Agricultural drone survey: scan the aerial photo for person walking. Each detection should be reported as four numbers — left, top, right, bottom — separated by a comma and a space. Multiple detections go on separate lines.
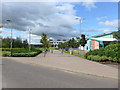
44, 48, 47, 57
61, 48, 64, 54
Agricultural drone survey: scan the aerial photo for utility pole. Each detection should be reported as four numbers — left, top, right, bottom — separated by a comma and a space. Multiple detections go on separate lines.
6, 20, 13, 56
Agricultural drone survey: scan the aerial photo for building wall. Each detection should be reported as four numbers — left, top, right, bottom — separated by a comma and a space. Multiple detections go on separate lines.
84, 33, 114, 52
99, 34, 113, 38
84, 40, 92, 51
92, 40, 99, 50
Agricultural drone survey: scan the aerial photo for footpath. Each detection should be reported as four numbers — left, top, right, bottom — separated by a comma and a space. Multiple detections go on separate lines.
3, 50, 118, 79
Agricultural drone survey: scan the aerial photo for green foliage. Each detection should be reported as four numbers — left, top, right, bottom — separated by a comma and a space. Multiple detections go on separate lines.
2, 48, 42, 57
112, 30, 120, 40
58, 38, 80, 49
80, 34, 87, 47
85, 49, 104, 58
2, 37, 28, 48
67, 38, 80, 48
110, 41, 120, 44
2, 37, 10, 48
22, 40, 28, 48
104, 44, 120, 58
40, 33, 51, 48
85, 44, 120, 62
58, 34, 87, 49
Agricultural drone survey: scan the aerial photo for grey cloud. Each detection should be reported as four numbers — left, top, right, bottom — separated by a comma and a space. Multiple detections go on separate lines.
2, 2, 80, 39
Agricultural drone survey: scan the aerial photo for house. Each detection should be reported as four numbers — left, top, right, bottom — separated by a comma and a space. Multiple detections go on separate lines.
84, 32, 117, 52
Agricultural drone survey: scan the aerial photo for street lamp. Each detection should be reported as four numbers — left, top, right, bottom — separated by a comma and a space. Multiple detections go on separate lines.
28, 29, 32, 51
6, 20, 13, 56
75, 17, 85, 51
75, 17, 85, 35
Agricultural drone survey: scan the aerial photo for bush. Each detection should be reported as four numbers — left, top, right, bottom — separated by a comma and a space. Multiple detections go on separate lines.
100, 56, 108, 61
85, 49, 104, 58
85, 44, 120, 62
104, 44, 120, 58
87, 55, 92, 60
108, 57, 113, 61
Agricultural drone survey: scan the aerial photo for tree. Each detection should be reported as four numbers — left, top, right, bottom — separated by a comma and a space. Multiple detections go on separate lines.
67, 38, 79, 48
2, 37, 28, 48
13, 37, 23, 48
23, 39, 28, 48
113, 30, 120, 40
2, 37, 11, 48
80, 34, 87, 47
58, 38, 80, 49
40, 33, 51, 49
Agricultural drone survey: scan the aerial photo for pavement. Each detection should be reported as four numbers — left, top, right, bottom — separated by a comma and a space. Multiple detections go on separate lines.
2, 50, 118, 80
0, 57, 2, 90
2, 58, 118, 88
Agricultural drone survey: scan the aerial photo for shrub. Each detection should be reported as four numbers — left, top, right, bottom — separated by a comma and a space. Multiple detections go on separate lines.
108, 57, 113, 61
113, 57, 118, 62
85, 44, 119, 62
87, 55, 93, 60
85, 49, 104, 58
100, 56, 108, 61
104, 44, 120, 58
92, 56, 100, 61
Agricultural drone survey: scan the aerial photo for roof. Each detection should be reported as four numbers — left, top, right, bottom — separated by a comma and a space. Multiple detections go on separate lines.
89, 38, 117, 42
92, 32, 112, 38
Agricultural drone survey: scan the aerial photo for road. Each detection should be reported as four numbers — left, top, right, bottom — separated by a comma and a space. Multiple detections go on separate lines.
2, 58, 118, 88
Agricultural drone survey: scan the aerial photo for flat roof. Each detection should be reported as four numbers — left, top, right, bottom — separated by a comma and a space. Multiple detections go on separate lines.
89, 38, 117, 42
92, 32, 112, 38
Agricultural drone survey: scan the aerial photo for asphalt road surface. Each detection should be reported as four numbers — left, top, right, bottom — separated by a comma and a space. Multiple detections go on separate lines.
2, 58, 118, 88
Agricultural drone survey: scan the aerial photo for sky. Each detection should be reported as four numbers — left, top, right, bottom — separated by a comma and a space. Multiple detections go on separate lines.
0, 1, 119, 44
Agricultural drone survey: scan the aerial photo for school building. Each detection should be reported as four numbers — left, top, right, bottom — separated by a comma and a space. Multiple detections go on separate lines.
84, 32, 117, 52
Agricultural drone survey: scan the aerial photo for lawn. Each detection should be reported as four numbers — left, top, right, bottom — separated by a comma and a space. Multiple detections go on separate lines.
2, 48, 43, 57
63, 50, 85, 58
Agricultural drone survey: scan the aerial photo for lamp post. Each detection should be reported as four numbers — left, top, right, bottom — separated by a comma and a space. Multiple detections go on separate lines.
28, 29, 32, 51
6, 20, 13, 56
75, 17, 85, 51
75, 17, 85, 35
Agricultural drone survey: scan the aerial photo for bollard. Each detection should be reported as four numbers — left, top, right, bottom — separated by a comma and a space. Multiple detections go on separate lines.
70, 50, 73, 55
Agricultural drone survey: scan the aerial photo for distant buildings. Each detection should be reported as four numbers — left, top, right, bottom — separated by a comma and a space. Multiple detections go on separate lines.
84, 32, 117, 52
49, 39, 66, 48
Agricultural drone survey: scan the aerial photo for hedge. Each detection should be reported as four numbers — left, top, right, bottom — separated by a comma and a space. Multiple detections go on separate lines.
85, 44, 120, 62
2, 48, 43, 57
86, 55, 120, 62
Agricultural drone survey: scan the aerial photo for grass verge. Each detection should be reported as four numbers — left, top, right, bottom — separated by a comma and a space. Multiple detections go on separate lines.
63, 50, 85, 59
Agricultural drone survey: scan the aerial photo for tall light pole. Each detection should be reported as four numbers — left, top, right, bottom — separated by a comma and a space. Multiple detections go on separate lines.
28, 29, 32, 51
75, 17, 85, 36
6, 20, 13, 56
75, 17, 85, 50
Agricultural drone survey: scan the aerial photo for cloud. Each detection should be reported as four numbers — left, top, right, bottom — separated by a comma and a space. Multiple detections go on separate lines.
99, 19, 118, 28
81, 1, 96, 11
96, 16, 107, 21
2, 2, 81, 40
0, 28, 2, 33
81, 28, 113, 34
103, 29, 110, 33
